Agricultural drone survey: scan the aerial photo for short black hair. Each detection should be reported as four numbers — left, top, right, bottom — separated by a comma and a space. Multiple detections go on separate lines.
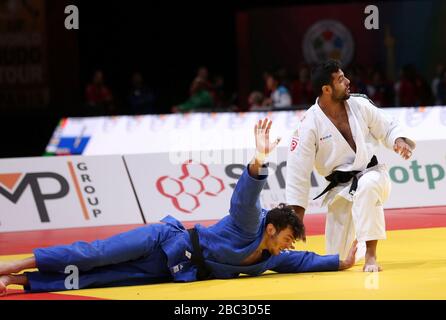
265, 203, 305, 241
311, 59, 341, 96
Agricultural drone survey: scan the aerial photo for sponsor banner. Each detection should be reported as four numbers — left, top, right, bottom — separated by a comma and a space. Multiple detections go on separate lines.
46, 107, 446, 156
376, 140, 446, 208
0, 0, 49, 110
124, 149, 327, 224
124, 153, 235, 223
125, 139, 446, 223
0, 155, 143, 232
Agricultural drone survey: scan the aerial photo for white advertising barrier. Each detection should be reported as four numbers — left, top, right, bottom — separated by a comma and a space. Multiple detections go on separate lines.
124, 152, 243, 224
0, 155, 144, 232
125, 140, 446, 224
124, 148, 338, 224
375, 140, 446, 208
45, 106, 446, 155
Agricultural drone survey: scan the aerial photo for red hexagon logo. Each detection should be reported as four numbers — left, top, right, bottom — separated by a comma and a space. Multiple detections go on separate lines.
156, 160, 225, 214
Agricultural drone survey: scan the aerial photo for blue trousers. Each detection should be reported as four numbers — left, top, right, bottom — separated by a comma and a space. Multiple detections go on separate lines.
25, 224, 173, 293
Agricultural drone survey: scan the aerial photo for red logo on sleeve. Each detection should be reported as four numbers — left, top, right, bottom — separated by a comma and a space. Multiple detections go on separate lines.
290, 137, 299, 152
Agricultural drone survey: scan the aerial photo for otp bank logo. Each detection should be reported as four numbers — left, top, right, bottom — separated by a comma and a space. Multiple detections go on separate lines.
156, 160, 225, 213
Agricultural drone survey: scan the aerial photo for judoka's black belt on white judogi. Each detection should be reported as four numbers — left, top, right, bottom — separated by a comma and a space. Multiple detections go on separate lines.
313, 155, 378, 200
187, 227, 213, 281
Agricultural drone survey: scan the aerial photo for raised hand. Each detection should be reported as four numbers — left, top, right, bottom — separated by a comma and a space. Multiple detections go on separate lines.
254, 118, 281, 159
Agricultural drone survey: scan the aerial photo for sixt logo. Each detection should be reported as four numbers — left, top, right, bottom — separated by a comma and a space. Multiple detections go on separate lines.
156, 160, 225, 213
0, 162, 101, 223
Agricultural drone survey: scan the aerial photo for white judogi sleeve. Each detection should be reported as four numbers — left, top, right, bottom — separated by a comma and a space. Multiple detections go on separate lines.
286, 116, 317, 210
356, 96, 416, 150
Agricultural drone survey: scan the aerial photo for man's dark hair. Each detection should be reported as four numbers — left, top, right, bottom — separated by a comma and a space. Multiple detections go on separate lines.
311, 59, 341, 96
265, 203, 306, 241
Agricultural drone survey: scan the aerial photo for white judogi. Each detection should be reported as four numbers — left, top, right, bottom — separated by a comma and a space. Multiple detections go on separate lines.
286, 94, 416, 261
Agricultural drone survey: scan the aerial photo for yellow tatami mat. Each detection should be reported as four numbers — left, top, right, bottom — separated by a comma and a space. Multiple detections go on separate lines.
3, 227, 446, 300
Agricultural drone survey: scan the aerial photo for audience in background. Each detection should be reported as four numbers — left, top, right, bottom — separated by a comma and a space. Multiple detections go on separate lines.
128, 72, 156, 115
394, 64, 433, 107
432, 64, 445, 105
437, 69, 446, 105
262, 72, 292, 108
210, 74, 226, 109
365, 70, 394, 107
196, 66, 212, 90
83, 61, 445, 116
262, 71, 273, 99
345, 66, 368, 95
290, 64, 314, 107
85, 70, 114, 115
248, 91, 266, 111
172, 77, 213, 113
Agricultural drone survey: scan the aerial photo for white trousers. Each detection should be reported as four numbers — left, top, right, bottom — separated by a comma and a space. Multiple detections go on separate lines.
325, 168, 392, 261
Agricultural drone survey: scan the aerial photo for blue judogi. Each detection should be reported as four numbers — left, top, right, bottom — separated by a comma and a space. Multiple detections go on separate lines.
25, 167, 339, 293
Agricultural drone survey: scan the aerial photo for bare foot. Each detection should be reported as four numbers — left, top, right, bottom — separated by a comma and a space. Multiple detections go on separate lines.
0, 275, 10, 296
363, 256, 382, 272
0, 262, 16, 275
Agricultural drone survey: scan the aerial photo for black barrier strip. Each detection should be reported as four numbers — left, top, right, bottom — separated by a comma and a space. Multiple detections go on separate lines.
122, 156, 147, 225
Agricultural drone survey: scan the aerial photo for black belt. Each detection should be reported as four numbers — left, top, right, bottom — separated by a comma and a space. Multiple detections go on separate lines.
187, 228, 212, 281
313, 155, 378, 200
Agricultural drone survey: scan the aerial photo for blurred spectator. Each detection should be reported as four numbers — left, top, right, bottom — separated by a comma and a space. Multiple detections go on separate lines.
248, 91, 266, 111
210, 74, 226, 109
395, 65, 418, 106
290, 64, 314, 106
345, 66, 368, 94
432, 64, 445, 105
128, 72, 156, 114
437, 70, 446, 105
196, 66, 212, 89
172, 77, 214, 113
395, 64, 432, 107
263, 72, 292, 108
366, 70, 394, 107
262, 71, 273, 98
85, 70, 114, 115
276, 67, 291, 89
417, 74, 433, 106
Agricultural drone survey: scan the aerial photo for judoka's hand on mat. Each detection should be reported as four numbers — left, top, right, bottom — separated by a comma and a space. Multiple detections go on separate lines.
339, 240, 358, 270
254, 118, 281, 161
393, 138, 413, 160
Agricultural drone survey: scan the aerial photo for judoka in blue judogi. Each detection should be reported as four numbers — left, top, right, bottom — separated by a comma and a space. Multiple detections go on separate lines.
0, 118, 357, 294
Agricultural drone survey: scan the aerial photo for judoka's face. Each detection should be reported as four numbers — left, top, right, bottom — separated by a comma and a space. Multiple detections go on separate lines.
329, 70, 350, 101
266, 225, 296, 255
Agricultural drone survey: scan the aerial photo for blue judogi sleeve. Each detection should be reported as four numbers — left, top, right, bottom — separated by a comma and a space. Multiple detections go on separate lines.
228, 166, 268, 235
270, 251, 340, 273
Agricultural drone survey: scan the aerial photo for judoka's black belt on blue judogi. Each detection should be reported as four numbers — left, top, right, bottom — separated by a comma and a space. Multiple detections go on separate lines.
187, 227, 213, 281
313, 155, 378, 200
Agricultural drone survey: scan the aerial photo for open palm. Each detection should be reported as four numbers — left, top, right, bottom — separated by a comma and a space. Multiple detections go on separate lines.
254, 118, 281, 156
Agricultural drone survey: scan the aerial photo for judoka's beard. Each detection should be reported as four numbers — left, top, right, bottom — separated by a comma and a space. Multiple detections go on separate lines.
331, 90, 350, 102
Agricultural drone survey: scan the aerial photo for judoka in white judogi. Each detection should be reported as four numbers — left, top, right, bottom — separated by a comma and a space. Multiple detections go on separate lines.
286, 61, 415, 272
